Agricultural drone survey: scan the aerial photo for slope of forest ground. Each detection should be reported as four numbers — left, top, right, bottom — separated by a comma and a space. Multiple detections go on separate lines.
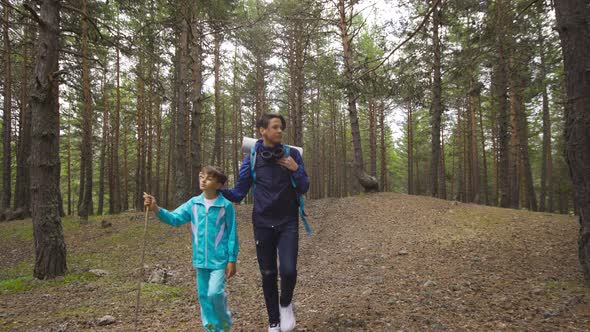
1, 192, 589, 331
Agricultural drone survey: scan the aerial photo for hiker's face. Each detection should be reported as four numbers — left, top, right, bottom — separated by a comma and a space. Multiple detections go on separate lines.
260, 118, 283, 144
199, 172, 222, 191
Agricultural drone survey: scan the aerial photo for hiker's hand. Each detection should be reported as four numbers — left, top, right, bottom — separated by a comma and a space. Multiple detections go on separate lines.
225, 262, 236, 279
143, 192, 159, 213
277, 157, 298, 172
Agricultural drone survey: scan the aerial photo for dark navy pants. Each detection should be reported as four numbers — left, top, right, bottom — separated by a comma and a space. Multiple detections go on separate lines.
254, 220, 299, 325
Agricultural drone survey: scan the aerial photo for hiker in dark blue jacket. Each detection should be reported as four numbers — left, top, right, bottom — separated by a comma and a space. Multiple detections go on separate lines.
220, 113, 309, 332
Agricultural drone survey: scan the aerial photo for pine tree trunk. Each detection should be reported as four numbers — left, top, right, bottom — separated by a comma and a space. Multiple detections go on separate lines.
211, 32, 222, 166
175, 19, 191, 205
97, 74, 110, 215
155, 83, 162, 200
429, 0, 442, 198
554, 0, 590, 282
109, 29, 122, 214
494, 0, 511, 208
337, 0, 378, 192
539, 21, 552, 213
14, 4, 32, 216
469, 85, 480, 203
369, 98, 377, 178
190, 16, 203, 197
379, 102, 388, 191
30, 0, 67, 279
2, 4, 13, 212
407, 100, 414, 194
478, 91, 489, 205
135, 59, 145, 211
78, 0, 93, 221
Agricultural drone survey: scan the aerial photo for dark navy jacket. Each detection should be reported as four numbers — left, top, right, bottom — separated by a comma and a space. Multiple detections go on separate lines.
220, 139, 309, 228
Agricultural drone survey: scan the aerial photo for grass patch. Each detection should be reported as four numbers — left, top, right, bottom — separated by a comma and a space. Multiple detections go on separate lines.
0, 260, 33, 280
0, 272, 98, 294
141, 283, 186, 301
0, 276, 34, 294
0, 222, 33, 241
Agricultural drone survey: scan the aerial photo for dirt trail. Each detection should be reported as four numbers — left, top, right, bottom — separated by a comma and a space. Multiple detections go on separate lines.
1, 192, 589, 331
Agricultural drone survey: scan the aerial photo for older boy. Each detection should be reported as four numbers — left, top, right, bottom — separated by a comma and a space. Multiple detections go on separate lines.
221, 114, 309, 332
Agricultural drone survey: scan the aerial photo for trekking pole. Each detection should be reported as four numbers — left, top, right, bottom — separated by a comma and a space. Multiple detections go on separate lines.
134, 201, 150, 331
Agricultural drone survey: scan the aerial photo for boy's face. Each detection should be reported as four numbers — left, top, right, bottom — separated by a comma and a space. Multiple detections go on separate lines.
260, 118, 283, 145
199, 172, 223, 191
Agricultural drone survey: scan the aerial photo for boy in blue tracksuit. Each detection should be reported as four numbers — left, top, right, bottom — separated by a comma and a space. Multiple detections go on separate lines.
143, 166, 239, 332
220, 114, 309, 332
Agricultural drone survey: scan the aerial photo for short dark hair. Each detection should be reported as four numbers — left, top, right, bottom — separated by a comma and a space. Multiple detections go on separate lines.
201, 166, 228, 185
256, 113, 286, 130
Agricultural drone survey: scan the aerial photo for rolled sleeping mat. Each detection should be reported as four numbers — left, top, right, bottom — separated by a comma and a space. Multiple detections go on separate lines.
240, 137, 303, 156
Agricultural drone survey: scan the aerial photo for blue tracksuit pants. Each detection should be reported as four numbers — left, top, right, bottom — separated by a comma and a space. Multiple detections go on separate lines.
196, 268, 232, 331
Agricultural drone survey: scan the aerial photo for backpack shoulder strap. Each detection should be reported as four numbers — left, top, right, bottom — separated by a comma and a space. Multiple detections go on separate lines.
284, 145, 312, 236
250, 147, 257, 193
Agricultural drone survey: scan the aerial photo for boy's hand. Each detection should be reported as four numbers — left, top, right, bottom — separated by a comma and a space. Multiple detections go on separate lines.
225, 262, 236, 279
277, 157, 298, 172
143, 192, 159, 213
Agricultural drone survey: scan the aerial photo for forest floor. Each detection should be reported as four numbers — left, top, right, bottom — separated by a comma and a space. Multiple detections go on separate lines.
1, 192, 590, 331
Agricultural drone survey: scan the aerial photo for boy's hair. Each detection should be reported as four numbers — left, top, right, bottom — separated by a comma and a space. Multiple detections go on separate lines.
201, 166, 228, 185
256, 113, 286, 130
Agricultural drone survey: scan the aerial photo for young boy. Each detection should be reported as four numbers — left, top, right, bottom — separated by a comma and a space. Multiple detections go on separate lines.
220, 113, 309, 332
143, 166, 239, 332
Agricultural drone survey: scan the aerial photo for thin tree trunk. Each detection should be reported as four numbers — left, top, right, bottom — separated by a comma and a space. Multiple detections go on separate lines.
429, 0, 443, 198
336, 0, 378, 192
554, 0, 590, 281
78, 0, 93, 221
110, 24, 122, 214
97, 73, 109, 215
211, 31, 222, 166
495, 0, 511, 208
2, 4, 13, 212
539, 19, 552, 213
369, 98, 377, 178
30, 0, 67, 279
379, 102, 387, 191
14, 3, 32, 216
478, 91, 489, 205
155, 83, 162, 200
407, 99, 414, 195
469, 85, 480, 203
135, 58, 145, 211
190, 15, 203, 197
175, 18, 191, 205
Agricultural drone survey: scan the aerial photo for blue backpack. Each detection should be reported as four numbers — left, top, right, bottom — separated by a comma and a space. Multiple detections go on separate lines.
249, 145, 312, 235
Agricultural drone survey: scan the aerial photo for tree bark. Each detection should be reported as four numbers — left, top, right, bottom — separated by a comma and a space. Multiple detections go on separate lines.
14, 9, 32, 216
538, 19, 553, 213
468, 84, 480, 203
2, 4, 13, 212
97, 72, 109, 215
407, 99, 414, 195
336, 0, 378, 192
30, 0, 67, 279
190, 15, 203, 198
78, 0, 93, 221
211, 31, 222, 166
379, 102, 388, 191
554, 0, 590, 282
429, 0, 442, 198
175, 18, 191, 205
109, 22, 121, 214
494, 0, 511, 208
